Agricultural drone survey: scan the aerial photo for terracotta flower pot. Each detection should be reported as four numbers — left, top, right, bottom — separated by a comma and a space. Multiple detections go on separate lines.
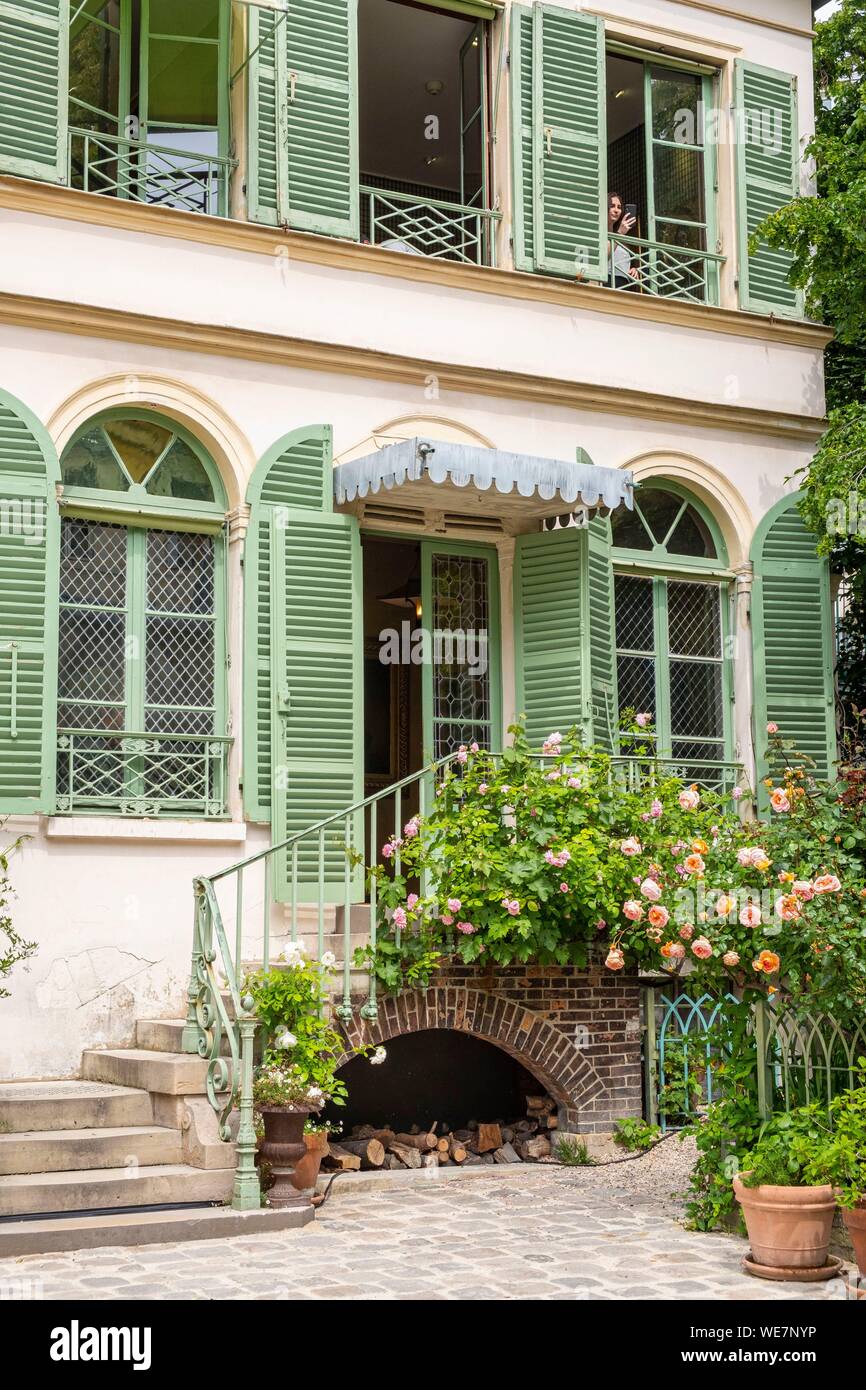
734, 1173, 836, 1270
258, 1106, 315, 1208
843, 1202, 866, 1277
291, 1130, 330, 1193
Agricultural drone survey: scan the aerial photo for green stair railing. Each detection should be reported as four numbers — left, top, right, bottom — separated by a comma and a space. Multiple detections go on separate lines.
187, 747, 741, 1206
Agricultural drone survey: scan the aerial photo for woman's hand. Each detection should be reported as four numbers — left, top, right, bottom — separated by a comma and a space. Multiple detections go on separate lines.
618, 213, 637, 237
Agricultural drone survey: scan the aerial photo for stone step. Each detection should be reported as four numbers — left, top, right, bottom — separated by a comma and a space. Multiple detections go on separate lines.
0, 1080, 153, 1135
0, 1201, 314, 1257
0, 1125, 182, 1177
80, 1049, 213, 1096
135, 1018, 234, 1056
0, 1162, 234, 1217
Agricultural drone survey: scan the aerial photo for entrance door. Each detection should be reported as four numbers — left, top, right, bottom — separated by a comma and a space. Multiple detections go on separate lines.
420, 541, 500, 759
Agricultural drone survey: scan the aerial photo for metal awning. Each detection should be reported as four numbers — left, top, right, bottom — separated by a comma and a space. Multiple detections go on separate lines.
333, 438, 634, 518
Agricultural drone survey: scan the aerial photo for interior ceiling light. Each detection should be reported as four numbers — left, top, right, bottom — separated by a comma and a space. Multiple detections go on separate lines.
425, 79, 444, 96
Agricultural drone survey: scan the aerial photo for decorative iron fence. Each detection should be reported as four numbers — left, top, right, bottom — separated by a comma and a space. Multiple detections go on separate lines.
55, 729, 232, 818
68, 127, 235, 217
644, 986, 866, 1131
609, 233, 724, 306
361, 185, 499, 265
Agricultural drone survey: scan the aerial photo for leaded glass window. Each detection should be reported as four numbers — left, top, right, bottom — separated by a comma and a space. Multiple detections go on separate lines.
428, 551, 493, 758
612, 484, 730, 778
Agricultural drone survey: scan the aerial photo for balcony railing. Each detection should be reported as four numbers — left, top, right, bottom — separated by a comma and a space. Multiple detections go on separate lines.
361, 184, 499, 266
68, 127, 235, 218
55, 729, 232, 819
609, 233, 724, 306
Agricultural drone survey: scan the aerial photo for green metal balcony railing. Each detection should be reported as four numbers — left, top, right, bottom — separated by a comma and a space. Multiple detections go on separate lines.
68, 127, 236, 218
55, 729, 232, 818
184, 746, 740, 1208
609, 233, 725, 306
361, 185, 500, 266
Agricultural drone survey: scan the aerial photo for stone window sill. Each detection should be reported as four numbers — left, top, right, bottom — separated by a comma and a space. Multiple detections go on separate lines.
45, 817, 248, 845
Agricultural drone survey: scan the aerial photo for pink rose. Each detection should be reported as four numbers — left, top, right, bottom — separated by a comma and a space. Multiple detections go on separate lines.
636, 712, 652, 728
665, 942, 686, 961
739, 903, 762, 927
542, 732, 563, 755
605, 948, 625, 972
470, 742, 479, 753
732, 786, 743, 801
456, 921, 475, 935
767, 722, 779, 734
813, 874, 842, 894
770, 788, 791, 813
502, 899, 520, 916
679, 788, 700, 811
392, 907, 407, 930
456, 748, 468, 765
679, 923, 694, 940
650, 799, 663, 818
722, 950, 740, 967
447, 898, 462, 913
440, 913, 453, 926
381, 843, 394, 860
623, 900, 644, 923
567, 776, 581, 789
403, 816, 420, 839
407, 894, 419, 909
792, 880, 814, 901
560, 882, 570, 893
478, 783, 488, 794
648, 905, 669, 928
691, 937, 713, 959
621, 837, 642, 857
640, 877, 662, 902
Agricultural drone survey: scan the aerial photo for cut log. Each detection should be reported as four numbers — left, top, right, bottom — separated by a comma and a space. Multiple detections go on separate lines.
326, 1144, 362, 1172
453, 1128, 474, 1142
500, 1127, 515, 1144
367, 1128, 397, 1146
526, 1096, 555, 1114
394, 1132, 437, 1151
436, 1137, 450, 1155
476, 1122, 503, 1154
385, 1153, 405, 1169
448, 1135, 468, 1163
462, 1151, 483, 1165
388, 1142, 422, 1169
351, 1124, 376, 1139
494, 1142, 521, 1164
337, 1138, 385, 1168
516, 1135, 551, 1161
546, 1113, 559, 1130
513, 1119, 537, 1135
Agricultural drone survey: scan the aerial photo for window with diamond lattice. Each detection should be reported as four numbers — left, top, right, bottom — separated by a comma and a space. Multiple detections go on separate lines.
611, 484, 730, 778
56, 413, 228, 817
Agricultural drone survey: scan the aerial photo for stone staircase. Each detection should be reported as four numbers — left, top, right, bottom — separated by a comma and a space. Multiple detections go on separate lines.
0, 1018, 313, 1255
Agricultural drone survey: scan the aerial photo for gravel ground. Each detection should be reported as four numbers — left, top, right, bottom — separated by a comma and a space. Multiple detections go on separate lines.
540, 1131, 698, 1215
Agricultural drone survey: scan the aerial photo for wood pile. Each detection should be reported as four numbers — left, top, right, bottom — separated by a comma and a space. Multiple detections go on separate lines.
322, 1096, 558, 1172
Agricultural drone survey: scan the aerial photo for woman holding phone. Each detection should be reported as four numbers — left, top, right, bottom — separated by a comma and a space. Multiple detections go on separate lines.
608, 192, 640, 290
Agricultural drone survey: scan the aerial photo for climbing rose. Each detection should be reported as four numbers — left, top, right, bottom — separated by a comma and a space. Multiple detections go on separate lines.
403, 816, 420, 838
679, 788, 700, 810
623, 900, 644, 922
447, 897, 462, 913
560, 882, 570, 893
392, 907, 407, 930
650, 799, 663, 818
640, 877, 662, 902
502, 899, 520, 916
456, 921, 475, 935
456, 747, 468, 765
732, 787, 743, 800
792, 880, 814, 901
691, 937, 713, 959
478, 782, 488, 794
722, 950, 740, 967
605, 947, 625, 971
440, 913, 454, 926
275, 1029, 297, 1049
567, 776, 581, 789
470, 741, 479, 753
381, 842, 394, 859
321, 950, 337, 969
770, 788, 791, 813
544, 848, 571, 869
542, 732, 563, 755
739, 903, 763, 927
647, 905, 669, 929
753, 949, 781, 974
679, 923, 694, 941
661, 941, 685, 960
775, 894, 800, 922
767, 722, 779, 734
407, 893, 419, 909
814, 874, 842, 894
621, 837, 642, 857
715, 894, 736, 918
370, 1046, 387, 1066
636, 712, 652, 728
683, 854, 705, 877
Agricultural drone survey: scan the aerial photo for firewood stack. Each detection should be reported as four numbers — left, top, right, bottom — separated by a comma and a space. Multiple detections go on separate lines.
323, 1096, 558, 1172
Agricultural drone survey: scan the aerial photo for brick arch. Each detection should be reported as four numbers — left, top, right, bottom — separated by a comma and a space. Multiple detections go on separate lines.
337, 986, 605, 1122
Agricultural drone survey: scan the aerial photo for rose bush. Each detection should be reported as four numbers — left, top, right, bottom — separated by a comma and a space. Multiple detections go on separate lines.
357, 721, 866, 1023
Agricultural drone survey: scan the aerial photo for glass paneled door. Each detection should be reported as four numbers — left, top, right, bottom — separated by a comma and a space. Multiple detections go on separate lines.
420, 542, 501, 759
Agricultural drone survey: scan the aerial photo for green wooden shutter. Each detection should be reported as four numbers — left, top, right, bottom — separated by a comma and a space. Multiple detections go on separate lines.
246, 2, 284, 227
734, 61, 803, 317
533, 5, 606, 281
244, 425, 362, 903
585, 514, 617, 751
0, 390, 60, 813
510, 5, 535, 272
0, 0, 68, 183
514, 527, 583, 747
750, 493, 836, 806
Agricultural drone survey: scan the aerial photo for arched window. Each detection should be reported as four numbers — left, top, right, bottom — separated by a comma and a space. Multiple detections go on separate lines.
56, 412, 229, 818
611, 482, 732, 777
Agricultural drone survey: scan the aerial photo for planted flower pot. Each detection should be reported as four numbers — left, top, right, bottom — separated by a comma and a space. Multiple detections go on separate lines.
734, 1173, 836, 1272
291, 1130, 330, 1194
258, 1106, 315, 1208
843, 1202, 866, 1277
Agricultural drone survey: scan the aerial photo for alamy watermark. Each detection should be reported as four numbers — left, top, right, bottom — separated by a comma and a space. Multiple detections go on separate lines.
379, 620, 488, 676
0, 498, 45, 546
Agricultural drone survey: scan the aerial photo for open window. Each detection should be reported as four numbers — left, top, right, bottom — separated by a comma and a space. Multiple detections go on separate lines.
67, 0, 231, 216
358, 0, 494, 264
605, 51, 720, 304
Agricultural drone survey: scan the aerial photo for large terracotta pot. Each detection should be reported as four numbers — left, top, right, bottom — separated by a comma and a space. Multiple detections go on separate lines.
843, 1202, 866, 1276
258, 1106, 314, 1208
291, 1130, 330, 1194
734, 1174, 835, 1270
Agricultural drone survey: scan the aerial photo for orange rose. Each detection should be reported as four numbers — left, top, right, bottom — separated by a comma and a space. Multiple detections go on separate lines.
752, 949, 780, 975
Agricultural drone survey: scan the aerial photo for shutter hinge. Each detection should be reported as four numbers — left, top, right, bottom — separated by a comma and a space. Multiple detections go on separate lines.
505, 50, 511, 68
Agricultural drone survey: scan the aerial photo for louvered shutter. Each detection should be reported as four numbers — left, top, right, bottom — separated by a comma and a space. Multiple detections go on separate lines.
734, 61, 803, 317
750, 494, 836, 805
0, 390, 60, 812
246, 2, 284, 226
284, 0, 358, 237
585, 514, 617, 751
514, 527, 583, 748
244, 425, 362, 902
0, 0, 68, 183
533, 5, 606, 281
510, 5, 535, 272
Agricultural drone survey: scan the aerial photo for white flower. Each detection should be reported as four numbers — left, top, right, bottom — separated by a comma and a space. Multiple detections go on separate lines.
275, 1029, 297, 1050
321, 950, 337, 969
370, 1046, 387, 1066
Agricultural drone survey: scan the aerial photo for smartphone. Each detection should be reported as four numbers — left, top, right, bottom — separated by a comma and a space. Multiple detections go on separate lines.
624, 203, 638, 221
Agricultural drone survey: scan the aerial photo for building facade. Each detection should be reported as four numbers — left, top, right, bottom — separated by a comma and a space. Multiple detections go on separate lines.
0, 0, 834, 1101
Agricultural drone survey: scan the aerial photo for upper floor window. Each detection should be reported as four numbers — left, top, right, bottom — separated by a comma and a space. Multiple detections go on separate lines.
68, 0, 231, 215
56, 412, 230, 818
611, 484, 732, 782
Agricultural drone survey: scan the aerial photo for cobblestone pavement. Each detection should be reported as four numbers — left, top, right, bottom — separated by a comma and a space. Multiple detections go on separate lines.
0, 1171, 854, 1300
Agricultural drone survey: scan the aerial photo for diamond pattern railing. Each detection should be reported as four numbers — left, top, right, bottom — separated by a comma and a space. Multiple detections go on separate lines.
362, 185, 499, 265
68, 127, 235, 217
56, 729, 232, 818
610, 233, 724, 305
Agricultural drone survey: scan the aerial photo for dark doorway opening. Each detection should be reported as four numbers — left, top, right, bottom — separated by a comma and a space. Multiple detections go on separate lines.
325, 1029, 546, 1135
